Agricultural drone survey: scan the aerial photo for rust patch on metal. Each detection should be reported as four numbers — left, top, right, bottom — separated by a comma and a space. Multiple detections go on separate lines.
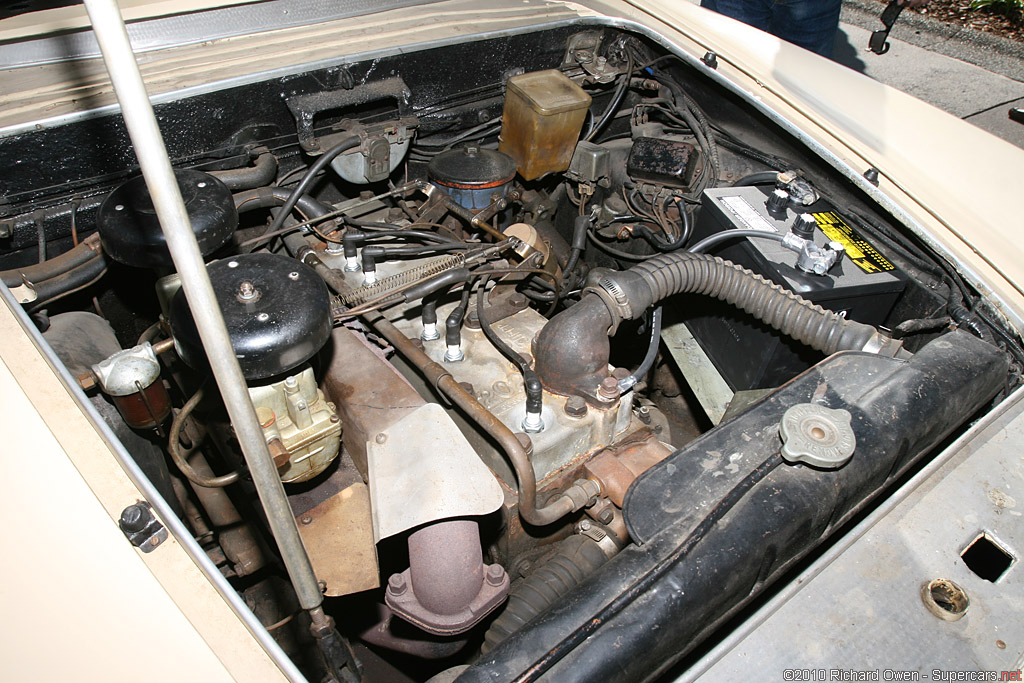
295, 482, 379, 597
321, 326, 425, 477
584, 432, 674, 507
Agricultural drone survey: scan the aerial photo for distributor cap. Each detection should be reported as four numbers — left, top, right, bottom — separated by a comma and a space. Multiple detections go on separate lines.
169, 253, 331, 380
97, 169, 238, 268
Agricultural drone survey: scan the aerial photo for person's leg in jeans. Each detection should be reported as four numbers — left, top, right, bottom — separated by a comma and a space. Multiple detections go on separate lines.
700, 0, 774, 32
768, 0, 842, 57
701, 0, 842, 59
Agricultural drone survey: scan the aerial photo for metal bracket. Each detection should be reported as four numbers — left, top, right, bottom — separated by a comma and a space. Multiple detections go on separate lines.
868, 0, 905, 55
118, 501, 168, 552
285, 76, 411, 154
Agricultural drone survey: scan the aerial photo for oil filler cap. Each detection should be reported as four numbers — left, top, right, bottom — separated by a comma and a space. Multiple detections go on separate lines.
779, 403, 856, 469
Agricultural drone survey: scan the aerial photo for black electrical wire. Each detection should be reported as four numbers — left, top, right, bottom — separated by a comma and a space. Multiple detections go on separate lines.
714, 133, 791, 172
265, 135, 360, 237
617, 306, 662, 392
687, 229, 786, 254
733, 171, 780, 187
634, 199, 693, 252
476, 275, 544, 417
513, 452, 785, 683
585, 50, 635, 143
586, 229, 654, 262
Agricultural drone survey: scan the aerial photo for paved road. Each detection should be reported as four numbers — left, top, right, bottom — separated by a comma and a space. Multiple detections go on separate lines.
837, 0, 1024, 148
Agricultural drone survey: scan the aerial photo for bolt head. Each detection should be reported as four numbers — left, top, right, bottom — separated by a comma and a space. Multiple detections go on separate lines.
375, 433, 388, 444
388, 573, 407, 595
237, 280, 258, 301
598, 508, 615, 524
485, 564, 506, 587
301, 515, 313, 525
598, 376, 620, 400
564, 395, 588, 418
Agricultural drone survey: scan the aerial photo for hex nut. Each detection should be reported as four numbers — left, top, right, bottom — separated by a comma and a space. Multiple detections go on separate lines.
388, 573, 407, 596
564, 395, 588, 418
485, 564, 506, 587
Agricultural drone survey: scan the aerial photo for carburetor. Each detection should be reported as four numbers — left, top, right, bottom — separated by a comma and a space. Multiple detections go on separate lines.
169, 252, 341, 483
248, 366, 342, 483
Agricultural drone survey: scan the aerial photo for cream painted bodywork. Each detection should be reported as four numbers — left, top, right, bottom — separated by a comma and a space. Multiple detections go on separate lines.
1, 0, 1022, 676
0, 296, 289, 681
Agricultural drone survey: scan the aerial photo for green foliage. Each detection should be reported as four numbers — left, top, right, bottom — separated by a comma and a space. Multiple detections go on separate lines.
969, 0, 1024, 20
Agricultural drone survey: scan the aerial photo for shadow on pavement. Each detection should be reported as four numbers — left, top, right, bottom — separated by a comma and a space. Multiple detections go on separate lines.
832, 28, 867, 72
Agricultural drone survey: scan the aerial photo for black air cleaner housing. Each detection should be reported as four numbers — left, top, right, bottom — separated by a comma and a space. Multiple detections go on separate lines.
97, 169, 238, 268
169, 253, 331, 380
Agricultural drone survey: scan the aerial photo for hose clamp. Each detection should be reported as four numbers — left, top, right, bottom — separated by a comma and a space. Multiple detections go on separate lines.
862, 331, 904, 358
583, 269, 634, 334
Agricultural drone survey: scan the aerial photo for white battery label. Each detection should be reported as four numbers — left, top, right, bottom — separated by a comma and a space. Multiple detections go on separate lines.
719, 195, 779, 233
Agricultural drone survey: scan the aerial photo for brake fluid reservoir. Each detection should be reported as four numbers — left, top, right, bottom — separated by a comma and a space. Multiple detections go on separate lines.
498, 70, 591, 181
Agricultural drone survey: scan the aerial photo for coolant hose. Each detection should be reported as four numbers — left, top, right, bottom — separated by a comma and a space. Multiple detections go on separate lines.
208, 150, 278, 191
1, 233, 103, 288
482, 535, 612, 654
535, 252, 904, 396
233, 186, 333, 219
26, 253, 108, 308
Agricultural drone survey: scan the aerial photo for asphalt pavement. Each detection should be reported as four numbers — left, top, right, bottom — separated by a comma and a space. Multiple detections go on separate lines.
836, 0, 1024, 148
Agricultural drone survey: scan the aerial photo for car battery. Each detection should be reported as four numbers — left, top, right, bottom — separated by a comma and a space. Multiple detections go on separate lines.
684, 186, 905, 391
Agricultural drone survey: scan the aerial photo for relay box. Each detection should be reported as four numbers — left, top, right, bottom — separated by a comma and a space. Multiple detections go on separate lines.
684, 186, 905, 392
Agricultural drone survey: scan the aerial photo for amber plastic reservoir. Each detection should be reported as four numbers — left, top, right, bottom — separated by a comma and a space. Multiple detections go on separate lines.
498, 70, 591, 181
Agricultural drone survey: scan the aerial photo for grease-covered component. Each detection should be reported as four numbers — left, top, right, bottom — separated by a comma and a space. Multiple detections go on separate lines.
428, 146, 517, 211
626, 137, 697, 188
96, 169, 237, 268
169, 253, 331, 380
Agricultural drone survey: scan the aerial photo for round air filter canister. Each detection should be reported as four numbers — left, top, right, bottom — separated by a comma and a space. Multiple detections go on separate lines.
169, 253, 331, 380
97, 169, 238, 268
428, 146, 516, 211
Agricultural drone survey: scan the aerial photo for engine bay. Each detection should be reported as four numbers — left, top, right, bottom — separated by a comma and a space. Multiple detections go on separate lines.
2, 22, 1021, 682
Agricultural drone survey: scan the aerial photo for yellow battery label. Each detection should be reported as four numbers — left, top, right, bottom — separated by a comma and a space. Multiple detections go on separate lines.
811, 211, 895, 274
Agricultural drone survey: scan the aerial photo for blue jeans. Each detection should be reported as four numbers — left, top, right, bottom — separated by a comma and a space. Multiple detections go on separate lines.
700, 0, 842, 58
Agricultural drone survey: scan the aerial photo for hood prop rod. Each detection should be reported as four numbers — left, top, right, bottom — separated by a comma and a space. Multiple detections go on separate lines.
81, 2, 358, 679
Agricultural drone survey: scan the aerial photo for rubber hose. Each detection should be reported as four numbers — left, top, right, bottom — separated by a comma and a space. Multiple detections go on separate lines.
482, 535, 610, 654
625, 251, 880, 355
208, 151, 278, 191
26, 254, 107, 306
233, 187, 333, 219
1, 235, 101, 288
265, 135, 360, 236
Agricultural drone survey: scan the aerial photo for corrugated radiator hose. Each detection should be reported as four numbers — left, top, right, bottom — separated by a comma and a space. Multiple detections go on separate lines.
535, 251, 905, 396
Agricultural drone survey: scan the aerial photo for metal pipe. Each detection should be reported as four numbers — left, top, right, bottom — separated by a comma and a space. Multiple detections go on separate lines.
82, 0, 324, 615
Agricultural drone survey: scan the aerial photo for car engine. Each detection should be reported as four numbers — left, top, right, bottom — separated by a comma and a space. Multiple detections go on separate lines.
1, 20, 1020, 683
